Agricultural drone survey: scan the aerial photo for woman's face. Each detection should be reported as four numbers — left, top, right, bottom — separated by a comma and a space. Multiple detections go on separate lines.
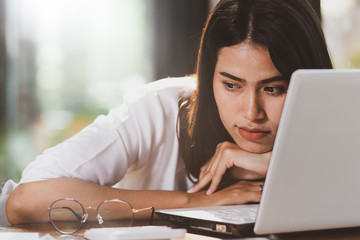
213, 42, 288, 153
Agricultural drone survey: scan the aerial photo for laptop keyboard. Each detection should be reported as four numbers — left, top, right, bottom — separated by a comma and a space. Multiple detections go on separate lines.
211, 205, 257, 223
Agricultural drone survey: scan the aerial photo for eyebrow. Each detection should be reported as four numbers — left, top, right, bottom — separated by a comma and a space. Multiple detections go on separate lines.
219, 71, 287, 84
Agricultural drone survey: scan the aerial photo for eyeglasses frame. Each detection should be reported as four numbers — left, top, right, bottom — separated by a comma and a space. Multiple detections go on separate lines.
49, 198, 155, 235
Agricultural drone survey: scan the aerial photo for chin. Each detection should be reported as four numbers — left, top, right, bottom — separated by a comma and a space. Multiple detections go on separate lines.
237, 142, 272, 154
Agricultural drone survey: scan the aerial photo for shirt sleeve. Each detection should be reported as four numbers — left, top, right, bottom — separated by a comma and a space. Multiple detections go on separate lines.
19, 77, 195, 187
20, 108, 130, 186
20, 95, 153, 186
0, 180, 18, 226
0, 194, 9, 226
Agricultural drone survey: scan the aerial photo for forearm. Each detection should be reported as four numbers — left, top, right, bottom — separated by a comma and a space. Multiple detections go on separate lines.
6, 178, 198, 225
7, 178, 262, 225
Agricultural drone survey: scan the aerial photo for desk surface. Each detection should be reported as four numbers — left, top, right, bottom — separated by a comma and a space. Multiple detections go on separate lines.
2, 221, 360, 240
0, 222, 218, 240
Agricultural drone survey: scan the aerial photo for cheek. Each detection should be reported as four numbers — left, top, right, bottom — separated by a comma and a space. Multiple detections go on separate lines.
214, 85, 232, 124
265, 97, 286, 126
213, 82, 223, 112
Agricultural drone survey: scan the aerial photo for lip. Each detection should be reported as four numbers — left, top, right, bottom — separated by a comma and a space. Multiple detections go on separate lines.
238, 127, 270, 141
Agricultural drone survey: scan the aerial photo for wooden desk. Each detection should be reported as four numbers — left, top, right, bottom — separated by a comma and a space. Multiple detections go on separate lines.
2, 222, 360, 240
0, 221, 219, 240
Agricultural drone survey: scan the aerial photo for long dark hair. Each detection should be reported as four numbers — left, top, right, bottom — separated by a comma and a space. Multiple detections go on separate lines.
179, 0, 333, 181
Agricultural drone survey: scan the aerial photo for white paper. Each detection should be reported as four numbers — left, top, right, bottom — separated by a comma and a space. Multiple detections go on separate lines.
40, 234, 57, 240
84, 226, 186, 240
0, 232, 39, 240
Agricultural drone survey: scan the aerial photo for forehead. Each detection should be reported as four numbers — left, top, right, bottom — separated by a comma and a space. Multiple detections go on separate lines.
216, 42, 281, 81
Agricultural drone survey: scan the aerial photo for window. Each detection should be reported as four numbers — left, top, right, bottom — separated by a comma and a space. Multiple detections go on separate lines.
2, 0, 151, 182
322, 0, 360, 68
0, 0, 208, 183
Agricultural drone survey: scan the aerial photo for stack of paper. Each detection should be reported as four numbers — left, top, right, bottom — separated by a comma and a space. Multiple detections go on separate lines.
84, 226, 186, 240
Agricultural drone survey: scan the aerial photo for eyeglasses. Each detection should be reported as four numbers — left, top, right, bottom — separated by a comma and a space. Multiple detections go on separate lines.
48, 198, 154, 234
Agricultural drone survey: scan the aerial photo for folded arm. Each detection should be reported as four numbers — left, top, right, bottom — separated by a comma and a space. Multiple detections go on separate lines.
6, 177, 262, 225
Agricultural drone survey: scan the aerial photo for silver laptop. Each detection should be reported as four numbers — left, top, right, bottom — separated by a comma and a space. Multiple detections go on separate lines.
156, 69, 360, 237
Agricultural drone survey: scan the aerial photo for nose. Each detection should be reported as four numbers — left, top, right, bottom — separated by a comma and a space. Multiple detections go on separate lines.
240, 89, 265, 122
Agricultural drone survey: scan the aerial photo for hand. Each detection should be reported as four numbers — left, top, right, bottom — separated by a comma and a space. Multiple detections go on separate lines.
188, 180, 264, 206
188, 141, 271, 194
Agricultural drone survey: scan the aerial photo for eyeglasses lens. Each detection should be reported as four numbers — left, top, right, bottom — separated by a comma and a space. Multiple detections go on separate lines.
50, 199, 84, 234
97, 200, 133, 227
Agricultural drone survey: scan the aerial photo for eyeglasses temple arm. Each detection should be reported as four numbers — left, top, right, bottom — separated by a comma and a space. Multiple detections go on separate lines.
149, 207, 154, 225
61, 206, 82, 221
133, 206, 155, 225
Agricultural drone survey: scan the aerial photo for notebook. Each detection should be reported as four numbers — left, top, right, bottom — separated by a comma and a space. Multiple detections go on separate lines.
156, 69, 360, 237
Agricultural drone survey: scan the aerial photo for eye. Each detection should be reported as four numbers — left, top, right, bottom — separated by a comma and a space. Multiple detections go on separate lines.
223, 81, 240, 91
264, 86, 287, 96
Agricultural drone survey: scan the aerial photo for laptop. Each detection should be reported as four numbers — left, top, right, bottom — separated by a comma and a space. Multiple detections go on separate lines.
156, 69, 360, 237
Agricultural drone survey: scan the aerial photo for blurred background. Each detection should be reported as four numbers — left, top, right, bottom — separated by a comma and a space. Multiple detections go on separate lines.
0, 0, 359, 184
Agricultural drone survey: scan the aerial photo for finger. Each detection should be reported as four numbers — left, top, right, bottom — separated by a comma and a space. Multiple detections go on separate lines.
190, 142, 237, 194
244, 191, 262, 203
206, 154, 238, 194
244, 181, 265, 193
197, 160, 215, 189
196, 149, 222, 189
198, 162, 210, 181
205, 164, 228, 195
214, 182, 263, 205
247, 182, 264, 192
187, 173, 213, 193
228, 181, 264, 192
189, 154, 224, 193
199, 145, 223, 181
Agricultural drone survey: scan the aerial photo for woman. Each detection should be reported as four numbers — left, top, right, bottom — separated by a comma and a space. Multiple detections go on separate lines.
185, 0, 333, 194
3, 0, 332, 225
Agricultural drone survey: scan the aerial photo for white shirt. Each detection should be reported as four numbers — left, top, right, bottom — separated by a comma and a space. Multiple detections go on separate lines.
0, 77, 196, 225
